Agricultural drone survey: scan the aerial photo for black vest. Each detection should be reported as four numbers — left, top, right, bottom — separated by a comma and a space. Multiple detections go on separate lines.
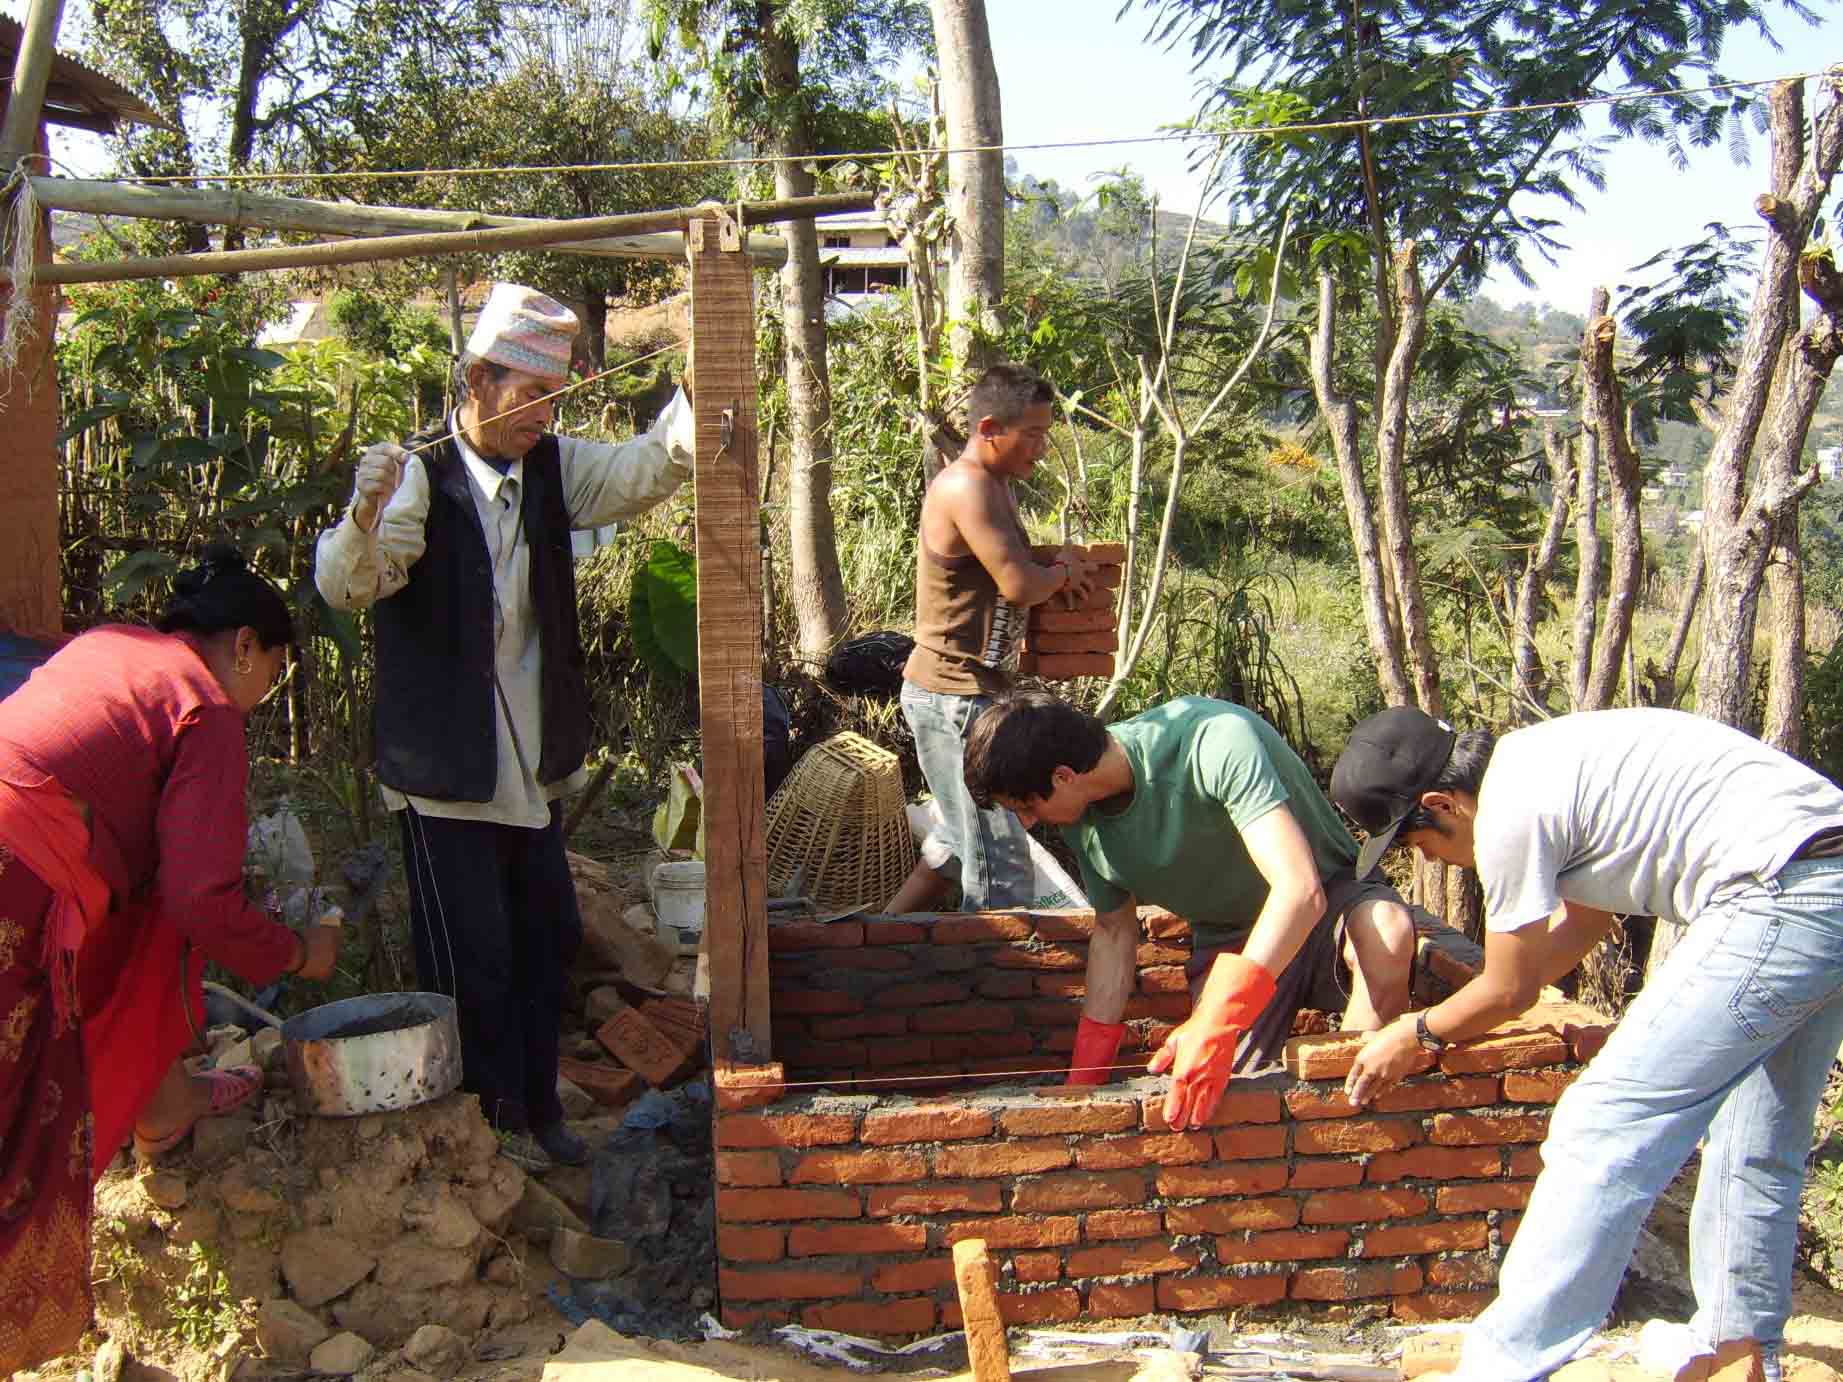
371, 427, 590, 802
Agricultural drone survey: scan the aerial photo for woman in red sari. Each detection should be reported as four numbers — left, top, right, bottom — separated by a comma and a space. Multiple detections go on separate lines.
0, 544, 342, 1373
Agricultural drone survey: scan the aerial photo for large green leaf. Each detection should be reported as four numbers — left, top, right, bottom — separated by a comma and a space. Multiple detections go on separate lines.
103, 549, 179, 603
630, 540, 698, 678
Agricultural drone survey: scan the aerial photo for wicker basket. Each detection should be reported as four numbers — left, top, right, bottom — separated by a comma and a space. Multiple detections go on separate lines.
765, 732, 917, 918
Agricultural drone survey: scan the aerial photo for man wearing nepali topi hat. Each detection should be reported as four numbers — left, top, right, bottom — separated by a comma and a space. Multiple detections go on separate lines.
314, 283, 694, 1171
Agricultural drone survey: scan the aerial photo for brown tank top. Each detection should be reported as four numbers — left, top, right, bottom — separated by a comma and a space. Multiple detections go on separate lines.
904, 513, 1028, 698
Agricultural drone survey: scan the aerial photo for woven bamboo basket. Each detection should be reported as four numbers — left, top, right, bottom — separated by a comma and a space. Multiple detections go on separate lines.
765, 732, 916, 918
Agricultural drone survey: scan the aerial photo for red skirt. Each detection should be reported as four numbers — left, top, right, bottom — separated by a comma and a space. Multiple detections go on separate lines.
0, 847, 202, 1374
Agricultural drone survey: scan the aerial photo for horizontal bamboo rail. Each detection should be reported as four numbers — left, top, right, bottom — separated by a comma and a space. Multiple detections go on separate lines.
30, 176, 791, 267
6, 190, 876, 285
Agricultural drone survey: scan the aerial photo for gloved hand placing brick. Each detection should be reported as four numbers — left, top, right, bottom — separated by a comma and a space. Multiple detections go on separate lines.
1148, 953, 1275, 1128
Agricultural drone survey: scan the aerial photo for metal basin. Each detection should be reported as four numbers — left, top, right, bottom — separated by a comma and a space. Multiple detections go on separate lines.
280, 991, 462, 1117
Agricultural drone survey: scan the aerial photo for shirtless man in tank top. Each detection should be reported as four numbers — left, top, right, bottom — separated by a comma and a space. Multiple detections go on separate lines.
890, 363, 1096, 913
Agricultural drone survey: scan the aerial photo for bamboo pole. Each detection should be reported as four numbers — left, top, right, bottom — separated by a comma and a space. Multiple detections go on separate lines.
0, 0, 66, 165
30, 175, 792, 267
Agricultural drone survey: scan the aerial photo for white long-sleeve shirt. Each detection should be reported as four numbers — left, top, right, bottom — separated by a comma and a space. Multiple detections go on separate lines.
314, 392, 695, 827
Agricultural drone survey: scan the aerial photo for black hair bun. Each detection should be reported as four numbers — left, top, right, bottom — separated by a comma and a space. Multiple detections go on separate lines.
175, 541, 247, 595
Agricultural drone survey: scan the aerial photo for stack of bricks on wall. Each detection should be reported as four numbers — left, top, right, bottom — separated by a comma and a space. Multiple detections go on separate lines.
1020, 542, 1124, 681
712, 906, 1610, 1337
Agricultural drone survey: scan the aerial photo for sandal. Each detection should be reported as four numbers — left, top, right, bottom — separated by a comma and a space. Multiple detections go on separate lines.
133, 1065, 264, 1162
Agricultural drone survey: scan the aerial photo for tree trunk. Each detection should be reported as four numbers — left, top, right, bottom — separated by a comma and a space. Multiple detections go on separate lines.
1310, 270, 1412, 707
929, 0, 1004, 376
1568, 290, 1608, 710
1764, 507, 1806, 756
1373, 242, 1439, 713
1650, 553, 1702, 706
760, 19, 847, 665
1510, 422, 1573, 721
1581, 316, 1645, 709
1697, 79, 1843, 727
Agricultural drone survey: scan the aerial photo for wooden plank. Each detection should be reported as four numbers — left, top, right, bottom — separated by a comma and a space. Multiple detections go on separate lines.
689, 215, 770, 1062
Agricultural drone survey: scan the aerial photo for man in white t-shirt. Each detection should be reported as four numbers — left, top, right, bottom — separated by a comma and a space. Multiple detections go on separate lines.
1330, 706, 1843, 1382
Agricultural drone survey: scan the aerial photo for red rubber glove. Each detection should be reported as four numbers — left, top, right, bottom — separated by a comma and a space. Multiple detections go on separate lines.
1066, 1016, 1128, 1086
1147, 952, 1276, 1129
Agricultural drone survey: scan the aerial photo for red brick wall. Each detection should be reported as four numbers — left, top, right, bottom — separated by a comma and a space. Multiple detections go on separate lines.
723, 911, 1610, 1338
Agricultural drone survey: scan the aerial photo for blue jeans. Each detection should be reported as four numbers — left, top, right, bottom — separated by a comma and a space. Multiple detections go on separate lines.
1456, 857, 1843, 1380
899, 681, 1034, 910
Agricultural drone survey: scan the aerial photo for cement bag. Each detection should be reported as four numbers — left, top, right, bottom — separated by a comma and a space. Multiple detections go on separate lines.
903, 801, 1089, 910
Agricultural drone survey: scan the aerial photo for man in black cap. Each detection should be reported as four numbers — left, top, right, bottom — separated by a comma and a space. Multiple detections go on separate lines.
1330, 705, 1843, 1382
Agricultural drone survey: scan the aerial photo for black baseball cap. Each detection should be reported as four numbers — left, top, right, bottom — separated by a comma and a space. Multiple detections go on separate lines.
1330, 706, 1458, 879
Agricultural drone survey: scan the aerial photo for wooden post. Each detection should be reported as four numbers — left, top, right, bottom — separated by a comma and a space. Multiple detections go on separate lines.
0, 0, 66, 164
951, 1240, 1011, 1382
688, 214, 770, 1060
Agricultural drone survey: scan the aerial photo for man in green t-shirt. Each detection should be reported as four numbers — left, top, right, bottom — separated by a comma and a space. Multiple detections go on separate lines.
963, 692, 1417, 1129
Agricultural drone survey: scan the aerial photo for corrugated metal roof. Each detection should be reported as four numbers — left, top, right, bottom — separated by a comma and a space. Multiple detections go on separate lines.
0, 18, 174, 134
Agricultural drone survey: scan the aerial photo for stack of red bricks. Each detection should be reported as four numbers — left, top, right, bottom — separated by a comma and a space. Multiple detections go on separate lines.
1019, 542, 1125, 681
561, 993, 705, 1107
713, 1001, 1609, 1337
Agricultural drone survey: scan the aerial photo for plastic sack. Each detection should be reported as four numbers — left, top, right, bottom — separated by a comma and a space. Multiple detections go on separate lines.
903, 800, 1090, 910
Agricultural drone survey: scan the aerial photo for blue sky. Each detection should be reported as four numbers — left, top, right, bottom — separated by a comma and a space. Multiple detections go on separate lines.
988, 2, 1842, 312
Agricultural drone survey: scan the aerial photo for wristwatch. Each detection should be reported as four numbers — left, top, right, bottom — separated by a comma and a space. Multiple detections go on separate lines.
1414, 1010, 1448, 1053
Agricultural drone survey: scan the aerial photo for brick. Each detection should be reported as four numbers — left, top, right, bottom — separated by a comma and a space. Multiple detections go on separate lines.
1504, 1069, 1575, 1103
934, 1031, 1036, 1060
1215, 1125, 1289, 1161
1439, 1030, 1570, 1075
713, 1060, 790, 1111
936, 1139, 1072, 1177
1506, 1146, 1543, 1177
1157, 1275, 1288, 1312
1032, 653, 1115, 679
780, 1039, 870, 1068
929, 947, 981, 973
1020, 1001, 1085, 1028
1084, 1209, 1161, 1240
717, 1226, 784, 1263
1166, 1197, 1300, 1233
557, 1054, 643, 1106
993, 1287, 1084, 1326
1012, 1251, 1062, 1283
930, 914, 1036, 943
880, 979, 974, 1006
994, 943, 1087, 970
1034, 913, 1096, 941
1142, 1089, 1283, 1131
1002, 1102, 1139, 1136
718, 1267, 862, 1300
1120, 994, 1194, 1021
1301, 1188, 1429, 1224
1371, 1075, 1501, 1113
912, 1004, 1017, 1034
862, 1039, 939, 1068
1137, 966, 1189, 993
802, 1298, 936, 1336
1436, 1182, 1534, 1213
1033, 608, 1117, 633
1139, 908, 1190, 940
788, 1223, 927, 1257
1088, 1281, 1156, 1318
861, 1105, 994, 1145
1135, 943, 1189, 967
595, 1004, 698, 1087
1284, 1088, 1360, 1120
717, 1113, 859, 1149
864, 920, 927, 944
721, 1305, 792, 1331
976, 972, 1036, 999
1294, 1118, 1422, 1155
1156, 1163, 1288, 1198
1287, 1033, 1434, 1081
1292, 1263, 1422, 1301
1034, 974, 1087, 997
774, 995, 866, 1017
873, 1259, 954, 1292
769, 921, 865, 951
810, 1012, 910, 1039
1393, 1290, 1494, 1322
1367, 1146, 1501, 1183
1012, 1171, 1147, 1213
964, 1055, 1067, 1078
1075, 1133, 1212, 1170
716, 1150, 782, 1187
1358, 1220, 1489, 1256
1215, 1229, 1350, 1264
1428, 1112, 1550, 1145
1066, 1240, 1201, 1278
1499, 1214, 1522, 1244
718, 1187, 861, 1222
826, 948, 917, 971
1426, 1253, 1498, 1290
1290, 1159, 1365, 1189
943, 1216, 1081, 1249
1567, 1022, 1614, 1064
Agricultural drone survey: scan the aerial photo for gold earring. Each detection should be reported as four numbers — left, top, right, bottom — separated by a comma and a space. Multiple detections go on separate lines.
235, 657, 253, 676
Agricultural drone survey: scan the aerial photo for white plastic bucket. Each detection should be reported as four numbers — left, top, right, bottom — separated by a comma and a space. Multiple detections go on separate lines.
651, 860, 707, 954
